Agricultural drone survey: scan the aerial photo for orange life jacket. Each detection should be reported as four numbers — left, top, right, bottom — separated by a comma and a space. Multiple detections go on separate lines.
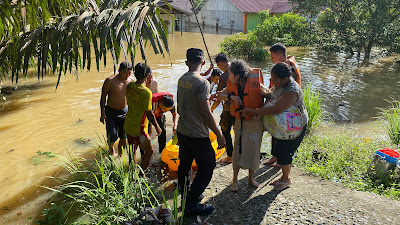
152, 92, 173, 118
227, 68, 264, 120
268, 55, 301, 88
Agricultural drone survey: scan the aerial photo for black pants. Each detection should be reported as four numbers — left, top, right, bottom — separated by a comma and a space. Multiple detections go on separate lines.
220, 111, 234, 157
271, 125, 307, 165
177, 132, 216, 202
157, 115, 167, 153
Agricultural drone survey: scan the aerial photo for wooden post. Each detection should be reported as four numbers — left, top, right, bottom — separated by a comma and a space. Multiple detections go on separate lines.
180, 14, 183, 36
243, 13, 247, 34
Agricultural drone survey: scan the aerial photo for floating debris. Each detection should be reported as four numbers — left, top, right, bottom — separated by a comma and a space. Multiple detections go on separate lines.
75, 138, 90, 144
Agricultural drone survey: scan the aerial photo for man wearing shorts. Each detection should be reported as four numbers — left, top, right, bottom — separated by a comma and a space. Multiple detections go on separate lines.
100, 62, 134, 156
124, 63, 161, 170
177, 48, 226, 216
215, 53, 235, 163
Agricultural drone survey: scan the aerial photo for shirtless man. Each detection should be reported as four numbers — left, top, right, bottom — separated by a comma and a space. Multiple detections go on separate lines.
100, 62, 134, 156
145, 71, 159, 93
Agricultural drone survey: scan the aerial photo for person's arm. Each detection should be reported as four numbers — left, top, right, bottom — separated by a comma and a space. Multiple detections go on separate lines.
200, 63, 214, 76
170, 106, 177, 133
100, 78, 110, 124
154, 80, 159, 93
145, 91, 161, 135
212, 88, 242, 108
260, 83, 272, 99
146, 110, 161, 136
199, 98, 226, 149
198, 81, 226, 149
172, 112, 177, 133
241, 91, 298, 117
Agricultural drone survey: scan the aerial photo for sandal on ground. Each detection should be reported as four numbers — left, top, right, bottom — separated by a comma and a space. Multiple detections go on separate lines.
273, 180, 291, 191
271, 162, 281, 168
263, 158, 277, 165
269, 178, 281, 186
219, 156, 233, 164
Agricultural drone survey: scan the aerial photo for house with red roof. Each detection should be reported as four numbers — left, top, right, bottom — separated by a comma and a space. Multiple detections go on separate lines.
191, 0, 295, 33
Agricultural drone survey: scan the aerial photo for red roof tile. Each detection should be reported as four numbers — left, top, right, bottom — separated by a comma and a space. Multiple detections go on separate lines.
228, 0, 294, 13
271, 1, 294, 14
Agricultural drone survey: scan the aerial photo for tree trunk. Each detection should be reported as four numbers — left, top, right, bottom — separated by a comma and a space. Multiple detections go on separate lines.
364, 41, 373, 61
345, 42, 354, 57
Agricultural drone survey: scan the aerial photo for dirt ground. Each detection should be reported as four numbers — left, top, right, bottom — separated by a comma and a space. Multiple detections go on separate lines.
160, 160, 400, 225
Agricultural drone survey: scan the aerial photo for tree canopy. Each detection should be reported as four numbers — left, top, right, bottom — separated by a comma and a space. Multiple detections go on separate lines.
291, 0, 400, 60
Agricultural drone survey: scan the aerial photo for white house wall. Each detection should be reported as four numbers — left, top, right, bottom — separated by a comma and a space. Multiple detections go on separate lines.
189, 0, 244, 32
160, 14, 187, 33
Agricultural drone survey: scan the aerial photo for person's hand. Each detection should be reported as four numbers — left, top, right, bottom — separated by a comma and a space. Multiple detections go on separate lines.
240, 108, 255, 117
210, 63, 214, 69
230, 95, 242, 107
253, 114, 262, 120
155, 126, 162, 136
210, 92, 218, 101
172, 125, 177, 134
216, 133, 226, 149
100, 114, 107, 124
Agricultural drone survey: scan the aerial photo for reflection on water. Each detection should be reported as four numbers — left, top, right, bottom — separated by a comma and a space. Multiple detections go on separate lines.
0, 31, 399, 224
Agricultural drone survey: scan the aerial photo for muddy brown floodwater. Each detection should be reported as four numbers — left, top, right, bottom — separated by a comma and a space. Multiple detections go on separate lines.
0, 31, 399, 224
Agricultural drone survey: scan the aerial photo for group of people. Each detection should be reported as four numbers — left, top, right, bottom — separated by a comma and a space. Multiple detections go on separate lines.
100, 62, 176, 170
99, 42, 308, 217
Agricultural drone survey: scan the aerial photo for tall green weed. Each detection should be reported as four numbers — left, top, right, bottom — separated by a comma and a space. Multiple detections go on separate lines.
380, 100, 400, 145
303, 84, 325, 134
39, 147, 161, 224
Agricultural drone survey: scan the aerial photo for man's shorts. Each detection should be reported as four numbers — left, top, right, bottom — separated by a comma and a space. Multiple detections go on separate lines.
105, 105, 128, 142
127, 134, 150, 147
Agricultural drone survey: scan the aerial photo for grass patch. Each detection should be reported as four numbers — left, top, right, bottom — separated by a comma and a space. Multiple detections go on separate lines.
36, 146, 184, 225
294, 133, 400, 200
303, 84, 326, 134
380, 99, 400, 145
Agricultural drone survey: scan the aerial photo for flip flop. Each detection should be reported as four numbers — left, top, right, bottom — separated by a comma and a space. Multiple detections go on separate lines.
263, 158, 277, 165
219, 157, 233, 164
273, 180, 291, 191
269, 178, 281, 186
271, 162, 281, 168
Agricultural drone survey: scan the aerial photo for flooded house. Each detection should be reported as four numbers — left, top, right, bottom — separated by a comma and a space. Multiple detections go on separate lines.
190, 0, 295, 33
157, 0, 194, 33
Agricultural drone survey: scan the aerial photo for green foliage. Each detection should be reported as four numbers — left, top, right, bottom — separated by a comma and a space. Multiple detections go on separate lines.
294, 133, 400, 200
380, 100, 400, 145
30, 150, 56, 165
292, 0, 400, 60
0, 0, 170, 88
35, 203, 67, 225
193, 0, 203, 8
303, 84, 325, 134
40, 147, 161, 224
219, 32, 268, 60
252, 13, 314, 47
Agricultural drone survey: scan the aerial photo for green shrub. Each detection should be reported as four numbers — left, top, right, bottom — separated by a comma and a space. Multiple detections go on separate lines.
303, 84, 325, 134
380, 100, 400, 145
253, 12, 314, 46
219, 32, 268, 60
